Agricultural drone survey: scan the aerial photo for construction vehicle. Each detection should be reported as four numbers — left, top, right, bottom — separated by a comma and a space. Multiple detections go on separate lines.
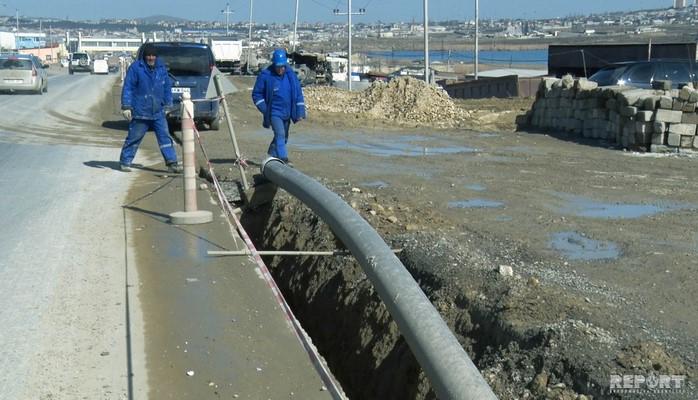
287, 51, 335, 86
208, 39, 243, 74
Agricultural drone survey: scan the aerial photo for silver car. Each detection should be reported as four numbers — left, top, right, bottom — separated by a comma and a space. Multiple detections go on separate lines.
0, 54, 48, 94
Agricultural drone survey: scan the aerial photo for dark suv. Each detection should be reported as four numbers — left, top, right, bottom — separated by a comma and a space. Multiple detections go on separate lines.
137, 42, 220, 130
589, 60, 696, 89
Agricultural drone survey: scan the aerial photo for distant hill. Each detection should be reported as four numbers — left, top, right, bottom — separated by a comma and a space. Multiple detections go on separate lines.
137, 15, 190, 24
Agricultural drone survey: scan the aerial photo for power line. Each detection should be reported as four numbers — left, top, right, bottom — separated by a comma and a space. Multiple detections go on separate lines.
332, 2, 366, 91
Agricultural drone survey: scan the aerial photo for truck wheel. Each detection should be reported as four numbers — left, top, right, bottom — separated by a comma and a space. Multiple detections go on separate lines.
209, 118, 221, 131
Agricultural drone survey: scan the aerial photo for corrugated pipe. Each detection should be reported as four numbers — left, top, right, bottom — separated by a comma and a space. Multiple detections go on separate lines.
261, 157, 497, 400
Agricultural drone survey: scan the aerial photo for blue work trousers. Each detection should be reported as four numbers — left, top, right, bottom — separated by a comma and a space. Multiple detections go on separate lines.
267, 116, 290, 161
119, 117, 177, 166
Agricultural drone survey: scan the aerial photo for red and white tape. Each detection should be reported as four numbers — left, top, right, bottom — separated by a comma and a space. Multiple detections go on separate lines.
191, 122, 345, 399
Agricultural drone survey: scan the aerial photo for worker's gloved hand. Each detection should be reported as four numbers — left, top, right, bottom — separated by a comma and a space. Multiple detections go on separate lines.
163, 104, 176, 114
122, 109, 132, 121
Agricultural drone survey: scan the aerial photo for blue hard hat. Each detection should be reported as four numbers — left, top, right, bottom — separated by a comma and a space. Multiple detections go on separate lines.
271, 49, 287, 67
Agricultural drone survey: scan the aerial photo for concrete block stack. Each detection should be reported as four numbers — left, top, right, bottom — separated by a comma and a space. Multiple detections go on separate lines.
518, 75, 698, 153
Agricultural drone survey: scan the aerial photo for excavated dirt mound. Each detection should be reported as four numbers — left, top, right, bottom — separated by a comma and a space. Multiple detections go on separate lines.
304, 77, 471, 128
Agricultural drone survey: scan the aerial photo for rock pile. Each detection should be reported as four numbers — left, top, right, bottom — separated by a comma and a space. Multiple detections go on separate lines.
304, 77, 469, 128
517, 75, 698, 153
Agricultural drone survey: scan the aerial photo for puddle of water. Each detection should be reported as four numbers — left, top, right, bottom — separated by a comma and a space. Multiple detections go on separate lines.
288, 131, 478, 157
478, 133, 499, 138
464, 183, 486, 192
360, 180, 389, 188
448, 199, 504, 209
550, 231, 621, 261
551, 192, 690, 219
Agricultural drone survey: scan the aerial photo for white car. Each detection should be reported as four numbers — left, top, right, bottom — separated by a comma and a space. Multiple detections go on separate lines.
92, 59, 108, 75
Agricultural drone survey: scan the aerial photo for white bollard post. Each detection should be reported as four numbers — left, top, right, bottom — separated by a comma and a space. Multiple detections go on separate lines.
170, 92, 213, 225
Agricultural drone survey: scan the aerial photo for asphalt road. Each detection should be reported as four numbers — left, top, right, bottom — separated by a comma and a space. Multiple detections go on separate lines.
0, 70, 145, 399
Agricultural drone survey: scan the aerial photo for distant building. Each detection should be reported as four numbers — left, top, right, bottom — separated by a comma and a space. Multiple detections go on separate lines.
0, 32, 46, 50
673, 0, 687, 9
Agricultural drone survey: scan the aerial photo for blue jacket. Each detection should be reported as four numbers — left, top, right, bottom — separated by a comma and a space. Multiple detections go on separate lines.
121, 58, 172, 120
252, 65, 306, 128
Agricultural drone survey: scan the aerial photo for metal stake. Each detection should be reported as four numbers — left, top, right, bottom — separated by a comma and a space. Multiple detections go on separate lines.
214, 75, 249, 191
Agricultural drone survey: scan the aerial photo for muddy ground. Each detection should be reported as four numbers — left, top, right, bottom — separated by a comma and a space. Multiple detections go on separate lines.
176, 76, 695, 399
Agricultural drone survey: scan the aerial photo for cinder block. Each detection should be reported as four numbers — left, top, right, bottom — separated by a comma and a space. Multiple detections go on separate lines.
620, 106, 638, 117
541, 78, 558, 92
682, 102, 696, 113
694, 136, 698, 149
636, 130, 652, 145
689, 91, 698, 103
654, 80, 672, 91
605, 98, 618, 111
681, 135, 694, 148
635, 121, 653, 134
681, 112, 698, 124
641, 96, 659, 111
575, 78, 598, 91
658, 96, 674, 109
673, 99, 685, 111
667, 133, 682, 147
636, 110, 654, 122
560, 74, 575, 89
617, 89, 646, 107
653, 121, 667, 133
679, 86, 695, 101
652, 133, 666, 145
668, 123, 697, 136
655, 109, 683, 123
651, 144, 678, 153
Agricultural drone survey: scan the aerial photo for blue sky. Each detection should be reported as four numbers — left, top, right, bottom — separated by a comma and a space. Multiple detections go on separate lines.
0, 0, 677, 23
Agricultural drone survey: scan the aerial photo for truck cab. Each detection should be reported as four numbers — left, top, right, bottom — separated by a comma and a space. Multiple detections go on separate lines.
136, 41, 221, 130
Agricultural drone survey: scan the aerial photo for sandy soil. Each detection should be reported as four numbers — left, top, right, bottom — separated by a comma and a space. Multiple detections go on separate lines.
197, 76, 697, 399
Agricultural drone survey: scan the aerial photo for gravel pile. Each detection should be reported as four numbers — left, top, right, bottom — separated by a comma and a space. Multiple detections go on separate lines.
304, 77, 470, 128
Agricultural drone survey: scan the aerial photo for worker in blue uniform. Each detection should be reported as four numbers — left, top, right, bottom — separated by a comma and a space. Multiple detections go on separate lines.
119, 46, 181, 173
251, 48, 306, 163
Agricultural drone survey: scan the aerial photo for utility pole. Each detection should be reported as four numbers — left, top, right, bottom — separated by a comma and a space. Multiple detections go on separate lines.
423, 0, 429, 84
333, 3, 366, 91
293, 0, 299, 51
246, 0, 253, 74
15, 8, 19, 32
221, 2, 233, 36
474, 0, 479, 80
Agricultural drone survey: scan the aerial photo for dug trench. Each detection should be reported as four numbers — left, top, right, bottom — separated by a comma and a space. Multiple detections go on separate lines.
238, 183, 691, 400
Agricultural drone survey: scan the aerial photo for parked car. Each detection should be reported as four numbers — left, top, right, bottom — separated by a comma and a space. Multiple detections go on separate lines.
69, 52, 91, 74
589, 60, 696, 89
136, 41, 220, 130
0, 53, 48, 94
92, 59, 109, 75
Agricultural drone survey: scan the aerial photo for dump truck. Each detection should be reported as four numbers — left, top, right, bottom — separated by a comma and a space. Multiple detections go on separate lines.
208, 39, 243, 74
